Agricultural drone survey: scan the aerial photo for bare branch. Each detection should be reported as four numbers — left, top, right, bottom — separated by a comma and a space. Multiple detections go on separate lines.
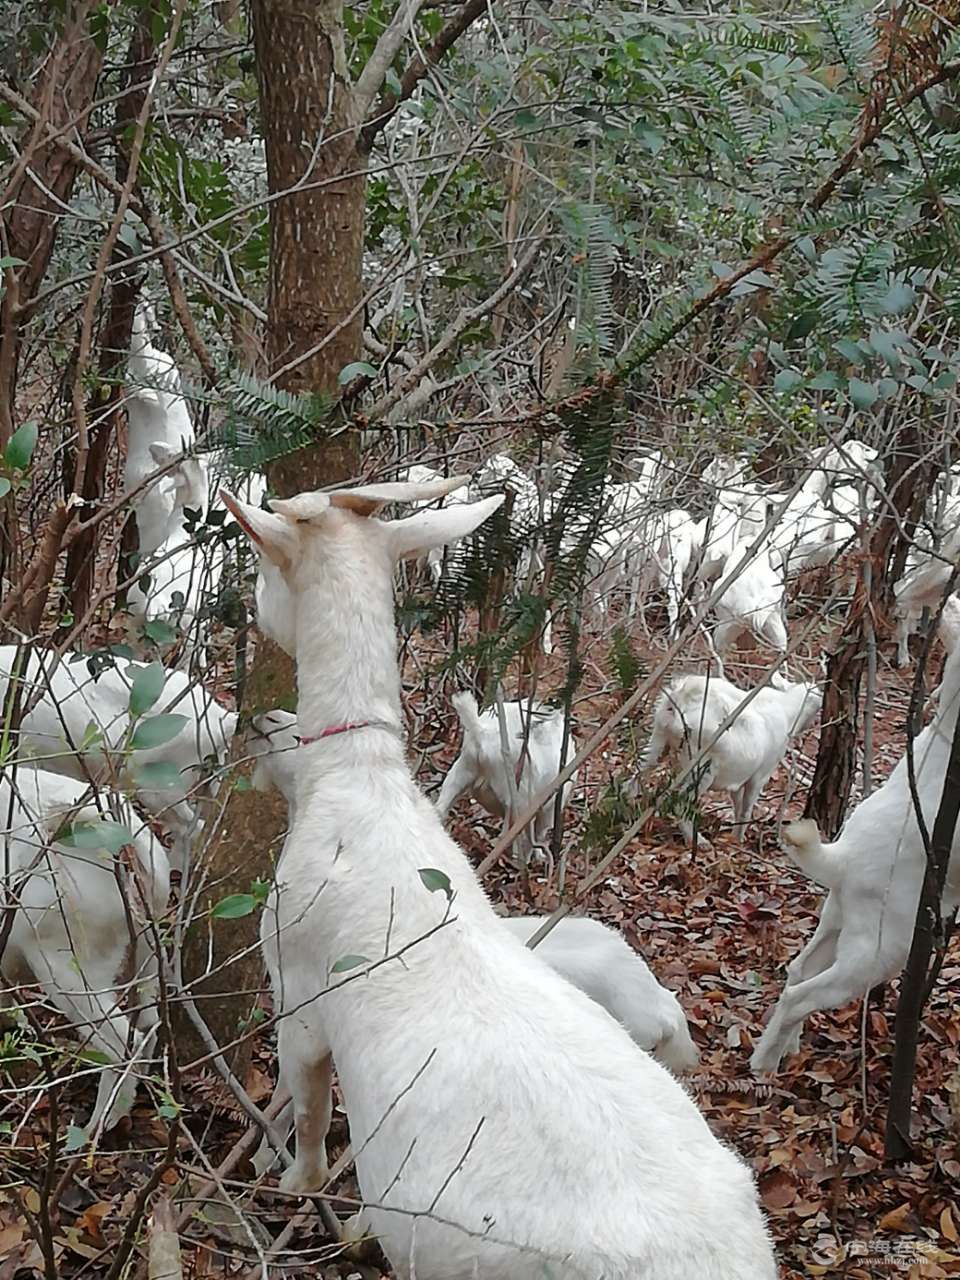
360, 0, 490, 151
351, 0, 428, 124
367, 239, 541, 420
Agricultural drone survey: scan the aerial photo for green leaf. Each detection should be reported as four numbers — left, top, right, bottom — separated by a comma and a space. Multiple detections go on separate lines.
0, 256, 25, 270
882, 282, 915, 315
0, 477, 10, 500
808, 371, 841, 390
337, 361, 378, 385
65, 1125, 88, 1152
57, 820, 133, 853
774, 369, 802, 393
786, 311, 817, 340
847, 378, 879, 410
211, 893, 258, 919
868, 328, 903, 368
835, 338, 866, 366
132, 761, 182, 789
331, 954, 370, 973
143, 619, 178, 646
76, 1049, 111, 1066
80, 720, 103, 750
4, 421, 38, 471
418, 867, 453, 898
129, 714, 187, 750
128, 661, 166, 717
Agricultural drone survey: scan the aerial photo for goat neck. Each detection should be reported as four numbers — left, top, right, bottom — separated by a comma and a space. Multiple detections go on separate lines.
293, 536, 404, 751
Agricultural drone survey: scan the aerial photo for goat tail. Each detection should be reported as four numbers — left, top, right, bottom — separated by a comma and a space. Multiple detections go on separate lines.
781, 819, 840, 888
451, 690, 484, 739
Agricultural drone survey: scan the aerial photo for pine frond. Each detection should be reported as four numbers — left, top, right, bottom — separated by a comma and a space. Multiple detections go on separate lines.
584, 203, 618, 355
217, 370, 335, 470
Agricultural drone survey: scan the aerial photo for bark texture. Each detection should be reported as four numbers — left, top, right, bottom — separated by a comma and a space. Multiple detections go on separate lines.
62, 15, 157, 630
0, 0, 109, 589
176, 0, 365, 1070
806, 425, 932, 836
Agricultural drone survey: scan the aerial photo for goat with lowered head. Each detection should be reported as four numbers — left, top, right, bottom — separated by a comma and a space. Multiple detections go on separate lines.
436, 691, 576, 849
711, 541, 788, 653
223, 477, 775, 1280
0, 769, 169, 1138
643, 669, 822, 843
0, 647, 236, 871
752, 596, 960, 1074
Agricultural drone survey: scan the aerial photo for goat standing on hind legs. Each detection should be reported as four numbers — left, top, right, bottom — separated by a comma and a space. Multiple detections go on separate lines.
221, 476, 776, 1280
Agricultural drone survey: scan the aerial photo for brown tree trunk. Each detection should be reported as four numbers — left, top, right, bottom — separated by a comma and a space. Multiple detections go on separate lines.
176, 0, 365, 1071
806, 424, 932, 836
0, 0, 109, 585
62, 15, 158, 631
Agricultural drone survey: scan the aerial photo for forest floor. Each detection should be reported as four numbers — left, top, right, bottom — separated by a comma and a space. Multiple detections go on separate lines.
2, 588, 960, 1280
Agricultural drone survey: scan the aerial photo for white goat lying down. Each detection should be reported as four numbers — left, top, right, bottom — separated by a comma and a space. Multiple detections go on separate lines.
0, 769, 169, 1136
436, 691, 577, 847
643, 671, 822, 842
223, 477, 775, 1280
752, 597, 960, 1075
498, 915, 699, 1072
0, 647, 237, 871
248, 711, 696, 1073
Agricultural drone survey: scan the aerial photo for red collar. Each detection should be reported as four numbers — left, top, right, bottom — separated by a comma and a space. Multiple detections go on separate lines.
297, 720, 398, 746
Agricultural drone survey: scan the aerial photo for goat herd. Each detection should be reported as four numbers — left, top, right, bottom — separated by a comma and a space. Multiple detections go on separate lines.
2, 312, 960, 1278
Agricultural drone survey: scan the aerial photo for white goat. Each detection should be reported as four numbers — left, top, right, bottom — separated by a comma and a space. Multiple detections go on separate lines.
712, 541, 788, 652
497, 915, 699, 1072
0, 647, 236, 871
435, 691, 577, 848
752, 596, 960, 1074
125, 304, 196, 556
473, 453, 555, 651
127, 444, 212, 633
643, 671, 822, 842
893, 526, 960, 666
631, 507, 701, 634
244, 714, 697, 1176
0, 768, 169, 1136
402, 463, 477, 585
222, 477, 775, 1279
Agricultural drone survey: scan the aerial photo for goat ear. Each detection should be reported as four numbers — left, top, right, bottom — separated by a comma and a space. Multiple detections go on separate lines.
385, 494, 505, 561
149, 441, 179, 467
221, 490, 298, 568
269, 491, 331, 520
329, 476, 470, 517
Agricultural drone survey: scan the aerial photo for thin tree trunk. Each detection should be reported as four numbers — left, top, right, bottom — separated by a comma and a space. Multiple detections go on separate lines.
806, 424, 930, 835
884, 703, 960, 1159
175, 0, 365, 1070
0, 0, 110, 595
61, 15, 157, 631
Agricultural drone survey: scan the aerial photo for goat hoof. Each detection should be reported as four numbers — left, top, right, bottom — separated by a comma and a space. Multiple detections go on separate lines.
278, 1163, 328, 1195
